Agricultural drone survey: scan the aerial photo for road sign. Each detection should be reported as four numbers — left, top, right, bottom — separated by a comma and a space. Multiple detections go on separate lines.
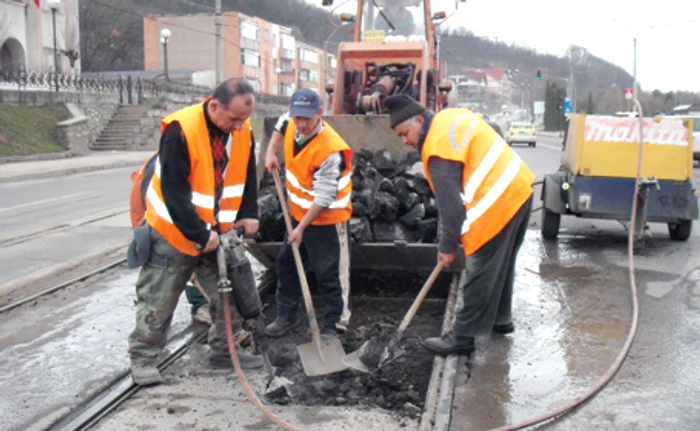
563, 97, 572, 114
533, 101, 544, 115
624, 88, 633, 100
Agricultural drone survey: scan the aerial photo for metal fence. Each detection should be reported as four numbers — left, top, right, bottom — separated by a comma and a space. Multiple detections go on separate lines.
0, 67, 211, 104
0, 67, 291, 107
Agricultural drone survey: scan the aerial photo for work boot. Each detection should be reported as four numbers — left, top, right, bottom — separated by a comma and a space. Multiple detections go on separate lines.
320, 326, 346, 343
265, 313, 300, 338
492, 322, 515, 335
422, 332, 475, 357
192, 304, 213, 326
131, 357, 164, 386
209, 348, 265, 370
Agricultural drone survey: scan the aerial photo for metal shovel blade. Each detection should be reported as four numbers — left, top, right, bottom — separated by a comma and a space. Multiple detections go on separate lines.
341, 346, 371, 373
297, 337, 348, 377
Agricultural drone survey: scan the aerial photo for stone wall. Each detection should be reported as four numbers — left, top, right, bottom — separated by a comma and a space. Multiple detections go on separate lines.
55, 103, 90, 153
0, 89, 120, 155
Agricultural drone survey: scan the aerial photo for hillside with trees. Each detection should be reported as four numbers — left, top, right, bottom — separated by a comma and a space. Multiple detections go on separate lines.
79, 0, 698, 115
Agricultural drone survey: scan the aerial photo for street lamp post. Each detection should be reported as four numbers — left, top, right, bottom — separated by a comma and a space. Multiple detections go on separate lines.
160, 28, 171, 82
275, 67, 282, 95
47, 0, 61, 92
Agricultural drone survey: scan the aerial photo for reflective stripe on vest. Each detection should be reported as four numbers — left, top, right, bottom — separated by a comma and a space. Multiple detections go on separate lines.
145, 98, 251, 256
283, 119, 353, 225
422, 109, 534, 255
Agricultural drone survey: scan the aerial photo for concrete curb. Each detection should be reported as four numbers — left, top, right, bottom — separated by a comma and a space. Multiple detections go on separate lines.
0, 160, 143, 184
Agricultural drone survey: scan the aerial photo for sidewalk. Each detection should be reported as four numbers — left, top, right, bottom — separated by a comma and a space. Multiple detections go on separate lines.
0, 150, 151, 183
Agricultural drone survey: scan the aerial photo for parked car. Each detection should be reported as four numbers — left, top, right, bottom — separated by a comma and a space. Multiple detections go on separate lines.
506, 121, 536, 147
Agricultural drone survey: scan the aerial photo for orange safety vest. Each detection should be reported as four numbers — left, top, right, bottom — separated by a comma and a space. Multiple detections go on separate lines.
283, 119, 353, 225
129, 151, 157, 229
422, 109, 535, 256
145, 97, 252, 256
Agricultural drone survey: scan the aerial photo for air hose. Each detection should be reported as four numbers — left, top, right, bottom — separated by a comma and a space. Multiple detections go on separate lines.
493, 102, 645, 430
220, 289, 302, 431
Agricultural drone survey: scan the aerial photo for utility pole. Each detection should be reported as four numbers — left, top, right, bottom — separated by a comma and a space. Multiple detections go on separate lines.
633, 38, 638, 101
567, 49, 576, 113
215, 0, 223, 84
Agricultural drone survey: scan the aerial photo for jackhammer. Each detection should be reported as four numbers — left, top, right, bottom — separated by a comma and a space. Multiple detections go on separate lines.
216, 226, 275, 384
216, 227, 298, 430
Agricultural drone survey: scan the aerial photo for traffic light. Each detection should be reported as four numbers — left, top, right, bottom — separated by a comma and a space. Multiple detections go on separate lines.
536, 69, 541, 81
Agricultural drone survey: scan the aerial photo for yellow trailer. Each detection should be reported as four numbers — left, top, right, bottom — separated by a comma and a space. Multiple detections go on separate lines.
541, 114, 699, 243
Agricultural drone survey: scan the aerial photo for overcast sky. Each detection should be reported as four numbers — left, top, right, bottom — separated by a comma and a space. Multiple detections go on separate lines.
308, 0, 698, 93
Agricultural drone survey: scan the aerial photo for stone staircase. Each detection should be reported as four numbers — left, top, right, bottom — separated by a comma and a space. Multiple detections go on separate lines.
91, 104, 150, 151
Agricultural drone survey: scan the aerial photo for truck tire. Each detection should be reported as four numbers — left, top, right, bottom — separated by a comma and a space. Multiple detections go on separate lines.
541, 208, 561, 239
668, 220, 692, 241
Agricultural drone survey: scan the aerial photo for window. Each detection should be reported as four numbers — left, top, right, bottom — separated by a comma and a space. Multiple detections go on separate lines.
240, 21, 258, 41
309, 70, 318, 83
280, 58, 293, 73
247, 78, 261, 93
241, 50, 260, 67
300, 49, 318, 64
299, 68, 310, 82
280, 82, 295, 96
281, 34, 295, 50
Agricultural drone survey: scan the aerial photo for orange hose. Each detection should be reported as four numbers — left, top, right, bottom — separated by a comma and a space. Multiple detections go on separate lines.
220, 291, 302, 431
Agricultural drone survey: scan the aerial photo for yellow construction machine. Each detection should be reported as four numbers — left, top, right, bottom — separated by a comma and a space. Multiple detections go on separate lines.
249, 0, 465, 273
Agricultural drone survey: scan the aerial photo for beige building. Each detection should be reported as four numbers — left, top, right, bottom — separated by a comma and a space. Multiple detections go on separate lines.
0, 0, 81, 75
144, 12, 332, 96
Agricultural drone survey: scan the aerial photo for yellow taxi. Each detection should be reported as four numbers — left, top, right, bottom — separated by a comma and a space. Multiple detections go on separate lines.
506, 121, 536, 147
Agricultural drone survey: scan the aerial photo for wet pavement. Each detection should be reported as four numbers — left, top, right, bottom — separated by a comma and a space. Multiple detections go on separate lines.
451, 227, 700, 430
0, 267, 193, 431
1, 201, 699, 429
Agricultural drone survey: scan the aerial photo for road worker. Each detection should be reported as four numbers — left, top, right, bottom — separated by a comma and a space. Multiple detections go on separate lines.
384, 94, 534, 357
264, 89, 353, 341
128, 78, 263, 386
129, 153, 212, 326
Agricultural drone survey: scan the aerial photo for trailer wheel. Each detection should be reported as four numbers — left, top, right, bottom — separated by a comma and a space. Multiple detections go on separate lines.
668, 220, 692, 241
541, 208, 561, 239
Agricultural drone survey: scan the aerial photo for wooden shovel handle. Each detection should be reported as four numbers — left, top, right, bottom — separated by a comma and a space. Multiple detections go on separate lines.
388, 262, 444, 348
272, 169, 325, 359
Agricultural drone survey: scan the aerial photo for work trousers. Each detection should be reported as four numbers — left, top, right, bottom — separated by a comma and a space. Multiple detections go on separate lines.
128, 228, 240, 360
275, 221, 351, 330
453, 196, 533, 337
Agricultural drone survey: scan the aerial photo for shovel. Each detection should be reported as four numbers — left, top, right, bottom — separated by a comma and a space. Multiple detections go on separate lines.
272, 169, 347, 377
342, 261, 444, 372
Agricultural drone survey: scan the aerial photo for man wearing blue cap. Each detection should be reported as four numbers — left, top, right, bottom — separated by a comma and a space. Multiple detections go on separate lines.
264, 89, 354, 341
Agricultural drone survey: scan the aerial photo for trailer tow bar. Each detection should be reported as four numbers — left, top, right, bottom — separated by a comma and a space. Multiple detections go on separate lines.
633, 176, 659, 249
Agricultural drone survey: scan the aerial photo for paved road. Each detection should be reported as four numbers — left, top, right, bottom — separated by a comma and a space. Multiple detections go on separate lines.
0, 167, 134, 302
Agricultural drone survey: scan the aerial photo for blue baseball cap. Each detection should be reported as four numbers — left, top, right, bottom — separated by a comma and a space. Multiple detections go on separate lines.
289, 89, 320, 118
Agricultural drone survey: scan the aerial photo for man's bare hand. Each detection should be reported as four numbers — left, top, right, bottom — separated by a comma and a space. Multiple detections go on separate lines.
438, 251, 457, 268
265, 151, 280, 174
287, 225, 304, 247
203, 230, 220, 253
234, 218, 260, 237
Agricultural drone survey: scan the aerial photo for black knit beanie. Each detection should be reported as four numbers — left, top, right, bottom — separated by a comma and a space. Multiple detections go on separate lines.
384, 94, 427, 128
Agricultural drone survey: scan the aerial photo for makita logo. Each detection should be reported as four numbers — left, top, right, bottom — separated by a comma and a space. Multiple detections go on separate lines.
584, 117, 689, 147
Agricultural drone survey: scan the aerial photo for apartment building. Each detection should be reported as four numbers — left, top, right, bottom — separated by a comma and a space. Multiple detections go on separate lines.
143, 12, 332, 96
0, 0, 81, 75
